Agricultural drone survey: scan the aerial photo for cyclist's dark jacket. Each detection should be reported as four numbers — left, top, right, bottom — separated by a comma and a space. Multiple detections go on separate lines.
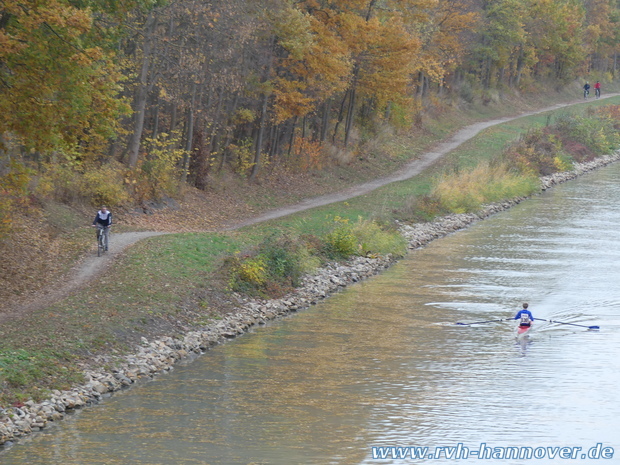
93, 210, 112, 227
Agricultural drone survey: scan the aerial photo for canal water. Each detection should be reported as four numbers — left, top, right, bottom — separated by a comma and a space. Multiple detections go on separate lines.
3, 163, 620, 465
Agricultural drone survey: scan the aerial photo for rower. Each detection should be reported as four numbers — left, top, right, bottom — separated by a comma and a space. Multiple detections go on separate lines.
514, 303, 534, 327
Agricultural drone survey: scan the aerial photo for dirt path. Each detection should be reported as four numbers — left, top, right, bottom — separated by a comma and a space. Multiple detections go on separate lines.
226, 96, 618, 229
71, 231, 168, 286
9, 94, 618, 319
0, 232, 166, 324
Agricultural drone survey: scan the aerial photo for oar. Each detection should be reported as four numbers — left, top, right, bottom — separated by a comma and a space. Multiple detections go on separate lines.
535, 318, 599, 330
456, 318, 507, 326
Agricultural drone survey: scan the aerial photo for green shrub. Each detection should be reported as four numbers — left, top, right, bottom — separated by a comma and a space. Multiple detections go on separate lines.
228, 254, 268, 292
403, 195, 449, 222
225, 219, 407, 297
260, 235, 320, 284
351, 218, 407, 257
502, 128, 570, 176
323, 217, 358, 259
36, 162, 79, 204
226, 234, 322, 296
554, 113, 619, 158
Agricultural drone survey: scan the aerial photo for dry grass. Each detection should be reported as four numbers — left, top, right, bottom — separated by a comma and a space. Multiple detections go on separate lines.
431, 163, 539, 214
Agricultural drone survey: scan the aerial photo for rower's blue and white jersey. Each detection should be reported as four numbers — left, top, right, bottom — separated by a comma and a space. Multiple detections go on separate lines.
514, 309, 534, 323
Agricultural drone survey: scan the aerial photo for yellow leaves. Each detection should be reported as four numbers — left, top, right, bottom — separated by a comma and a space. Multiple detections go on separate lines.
4, 0, 91, 36
289, 137, 326, 171
0, 0, 125, 155
232, 108, 257, 125
273, 6, 314, 60
273, 78, 315, 123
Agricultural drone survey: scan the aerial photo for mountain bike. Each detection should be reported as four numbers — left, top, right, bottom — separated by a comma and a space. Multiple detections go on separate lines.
584, 88, 590, 99
96, 225, 109, 256
595, 87, 601, 99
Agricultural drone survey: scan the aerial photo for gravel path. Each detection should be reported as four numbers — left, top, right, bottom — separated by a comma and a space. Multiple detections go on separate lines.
226, 95, 619, 229
72, 231, 168, 286
10, 94, 618, 318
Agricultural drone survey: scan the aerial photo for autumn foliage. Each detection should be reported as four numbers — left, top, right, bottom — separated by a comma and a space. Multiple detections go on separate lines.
2, 0, 620, 225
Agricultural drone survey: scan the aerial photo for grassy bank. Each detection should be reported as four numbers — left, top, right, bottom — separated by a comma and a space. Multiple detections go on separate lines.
1, 90, 620, 406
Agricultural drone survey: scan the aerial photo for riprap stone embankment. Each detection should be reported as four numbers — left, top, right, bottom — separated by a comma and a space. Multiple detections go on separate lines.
1, 152, 619, 448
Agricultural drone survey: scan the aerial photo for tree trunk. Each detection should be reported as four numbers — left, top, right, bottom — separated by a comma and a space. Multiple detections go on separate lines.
182, 82, 197, 183
288, 116, 298, 157
127, 12, 157, 168
218, 91, 240, 172
151, 95, 160, 139
320, 99, 331, 142
169, 102, 178, 135
249, 90, 270, 180
333, 89, 350, 143
344, 85, 356, 148
249, 37, 275, 180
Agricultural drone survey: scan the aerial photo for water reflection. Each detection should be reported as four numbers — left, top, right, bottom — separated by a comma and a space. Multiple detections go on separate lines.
2, 164, 620, 464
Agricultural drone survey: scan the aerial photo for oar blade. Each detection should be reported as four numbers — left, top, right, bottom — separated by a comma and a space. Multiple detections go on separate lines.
546, 319, 600, 330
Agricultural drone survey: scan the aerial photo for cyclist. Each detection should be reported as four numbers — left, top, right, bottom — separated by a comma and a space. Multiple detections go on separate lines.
583, 82, 590, 99
92, 205, 112, 251
594, 81, 601, 99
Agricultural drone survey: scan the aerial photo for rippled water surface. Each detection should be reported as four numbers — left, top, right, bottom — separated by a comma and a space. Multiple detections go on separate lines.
3, 164, 620, 465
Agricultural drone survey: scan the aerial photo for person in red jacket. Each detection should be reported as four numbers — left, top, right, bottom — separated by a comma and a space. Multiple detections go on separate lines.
594, 81, 601, 99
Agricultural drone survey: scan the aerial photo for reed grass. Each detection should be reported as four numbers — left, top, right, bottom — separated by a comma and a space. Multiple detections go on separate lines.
430, 163, 539, 214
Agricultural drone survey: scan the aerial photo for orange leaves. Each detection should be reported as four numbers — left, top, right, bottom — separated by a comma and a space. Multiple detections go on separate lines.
273, 79, 315, 123
411, 0, 478, 82
269, 0, 480, 125
292, 137, 326, 171
271, 0, 430, 122
357, 16, 420, 105
271, 5, 352, 121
